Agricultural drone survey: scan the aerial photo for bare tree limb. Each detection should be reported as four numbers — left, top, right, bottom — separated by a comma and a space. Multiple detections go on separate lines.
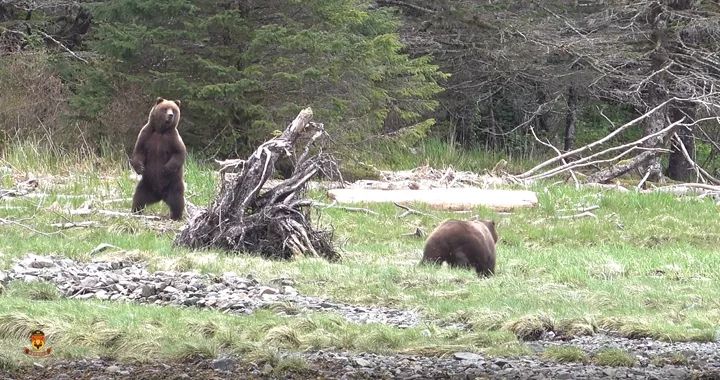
36, 29, 89, 64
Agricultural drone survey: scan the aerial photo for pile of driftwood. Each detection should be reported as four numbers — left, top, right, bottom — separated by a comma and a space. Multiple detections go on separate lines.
174, 108, 340, 261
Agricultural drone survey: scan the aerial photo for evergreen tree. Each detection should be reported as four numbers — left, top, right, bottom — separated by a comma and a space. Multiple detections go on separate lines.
66, 0, 446, 156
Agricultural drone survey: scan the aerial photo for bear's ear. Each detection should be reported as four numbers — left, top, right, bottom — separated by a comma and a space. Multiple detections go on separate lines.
173, 100, 181, 107
155, 97, 165, 105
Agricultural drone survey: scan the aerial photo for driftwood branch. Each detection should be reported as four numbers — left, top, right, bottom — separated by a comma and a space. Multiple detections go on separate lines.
393, 202, 436, 219
376, 0, 436, 14
50, 221, 99, 229
174, 108, 339, 261
557, 211, 597, 220
312, 201, 379, 216
0, 217, 62, 237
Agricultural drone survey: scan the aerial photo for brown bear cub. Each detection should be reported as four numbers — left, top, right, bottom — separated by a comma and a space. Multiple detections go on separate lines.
421, 219, 498, 277
130, 97, 187, 221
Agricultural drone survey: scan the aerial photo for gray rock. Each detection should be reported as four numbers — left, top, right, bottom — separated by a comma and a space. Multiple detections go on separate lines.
184, 297, 199, 306
453, 352, 484, 361
603, 368, 617, 377
79, 277, 99, 288
282, 286, 298, 295
258, 286, 278, 295
141, 284, 156, 298
211, 357, 236, 372
666, 367, 688, 377
163, 285, 179, 293
94, 290, 109, 300
354, 358, 372, 367
25, 255, 56, 269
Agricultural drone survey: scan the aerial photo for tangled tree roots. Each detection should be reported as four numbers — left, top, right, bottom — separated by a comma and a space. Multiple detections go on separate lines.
175, 108, 340, 261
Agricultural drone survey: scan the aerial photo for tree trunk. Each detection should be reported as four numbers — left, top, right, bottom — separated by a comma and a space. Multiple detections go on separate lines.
639, 15, 671, 183
564, 86, 577, 152
587, 150, 660, 184
639, 102, 666, 182
535, 90, 550, 138
488, 95, 498, 149
667, 105, 696, 181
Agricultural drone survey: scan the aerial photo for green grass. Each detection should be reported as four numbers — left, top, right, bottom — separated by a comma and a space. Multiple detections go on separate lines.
542, 346, 588, 363
357, 138, 535, 173
0, 295, 495, 369
593, 348, 636, 367
1, 140, 720, 366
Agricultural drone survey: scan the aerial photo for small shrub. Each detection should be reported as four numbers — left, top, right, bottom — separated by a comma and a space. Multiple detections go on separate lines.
542, 346, 589, 363
5, 281, 60, 301
593, 348, 635, 367
503, 314, 555, 341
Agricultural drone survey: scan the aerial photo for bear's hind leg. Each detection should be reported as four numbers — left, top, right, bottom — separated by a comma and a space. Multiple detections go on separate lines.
419, 255, 444, 268
131, 181, 161, 214
447, 251, 472, 270
163, 185, 185, 221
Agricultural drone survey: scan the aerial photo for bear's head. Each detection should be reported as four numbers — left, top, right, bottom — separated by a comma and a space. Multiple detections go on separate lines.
470, 219, 498, 243
148, 97, 181, 132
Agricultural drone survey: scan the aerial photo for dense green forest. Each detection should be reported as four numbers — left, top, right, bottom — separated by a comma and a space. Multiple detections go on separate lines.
2, 0, 720, 182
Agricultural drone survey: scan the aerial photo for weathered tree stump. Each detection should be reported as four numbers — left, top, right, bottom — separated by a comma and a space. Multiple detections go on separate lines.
175, 108, 340, 261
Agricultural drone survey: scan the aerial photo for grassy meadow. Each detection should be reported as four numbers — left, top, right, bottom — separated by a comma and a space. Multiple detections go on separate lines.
1, 140, 719, 369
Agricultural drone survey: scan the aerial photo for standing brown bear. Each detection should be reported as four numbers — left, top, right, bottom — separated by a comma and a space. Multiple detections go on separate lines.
129, 97, 186, 221
420, 219, 498, 277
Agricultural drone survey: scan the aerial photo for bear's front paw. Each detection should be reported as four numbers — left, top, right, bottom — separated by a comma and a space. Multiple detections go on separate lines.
162, 164, 176, 175
130, 160, 145, 175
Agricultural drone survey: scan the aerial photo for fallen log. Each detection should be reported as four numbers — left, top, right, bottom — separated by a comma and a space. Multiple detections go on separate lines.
327, 188, 538, 212
174, 108, 339, 261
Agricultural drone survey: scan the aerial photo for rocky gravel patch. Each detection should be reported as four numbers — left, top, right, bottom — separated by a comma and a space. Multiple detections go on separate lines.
0, 254, 420, 328
3, 350, 720, 380
528, 334, 720, 370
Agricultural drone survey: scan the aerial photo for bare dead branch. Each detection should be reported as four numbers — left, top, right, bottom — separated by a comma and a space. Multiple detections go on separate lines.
401, 227, 426, 238
557, 211, 597, 220
393, 202, 437, 219
36, 29, 89, 64
0, 217, 61, 237
50, 221, 99, 229
376, 0, 436, 14
312, 201, 379, 216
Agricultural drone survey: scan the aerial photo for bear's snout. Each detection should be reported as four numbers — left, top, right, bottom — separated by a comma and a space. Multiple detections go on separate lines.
165, 109, 175, 122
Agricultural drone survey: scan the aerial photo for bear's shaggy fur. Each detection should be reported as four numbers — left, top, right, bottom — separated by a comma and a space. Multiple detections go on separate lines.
420, 219, 498, 277
130, 97, 186, 220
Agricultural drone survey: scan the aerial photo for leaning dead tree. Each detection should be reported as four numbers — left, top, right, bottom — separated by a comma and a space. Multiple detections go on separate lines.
515, 96, 720, 186
175, 108, 340, 261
